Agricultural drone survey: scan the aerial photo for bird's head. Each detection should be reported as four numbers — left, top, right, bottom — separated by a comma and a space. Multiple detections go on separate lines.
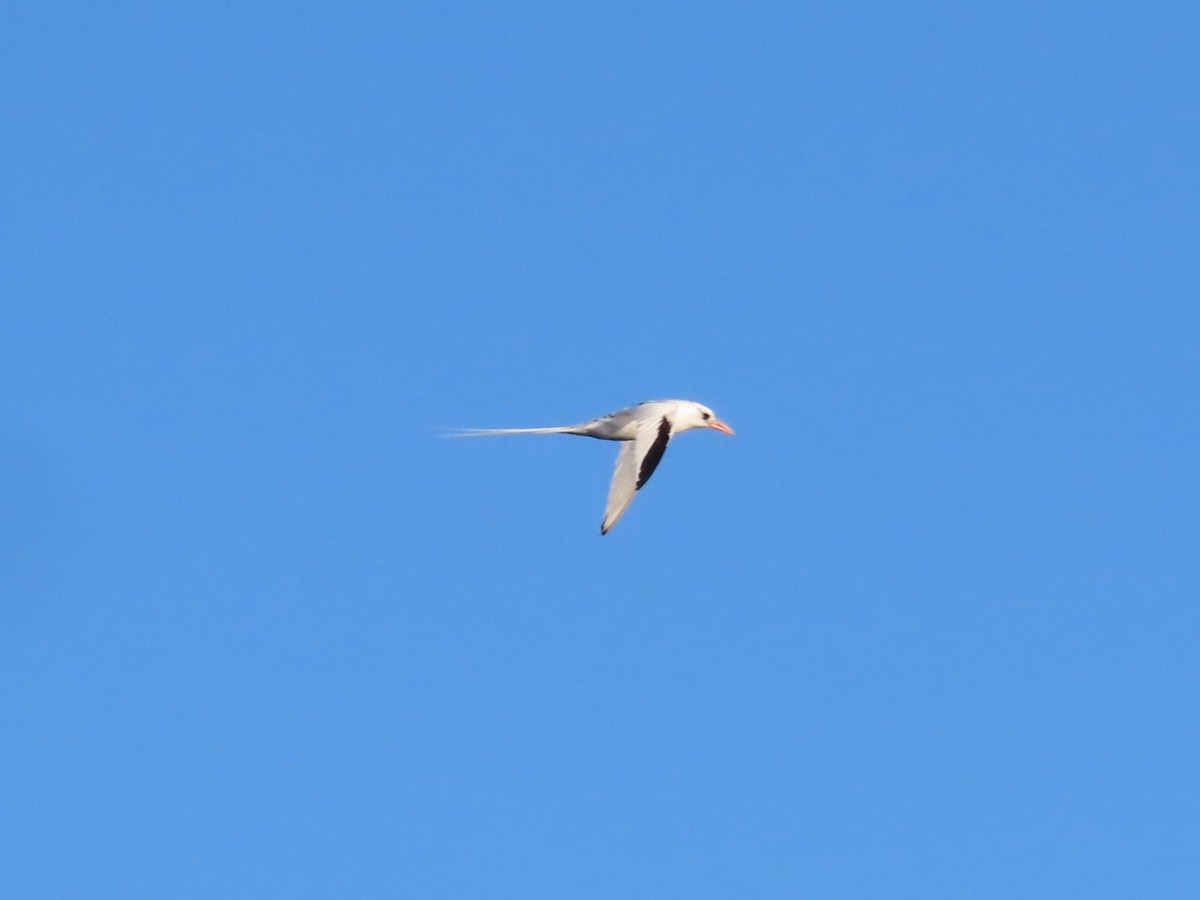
687, 402, 734, 436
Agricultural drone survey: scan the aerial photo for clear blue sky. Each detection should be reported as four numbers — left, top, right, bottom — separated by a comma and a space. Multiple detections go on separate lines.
3, 3, 1197, 897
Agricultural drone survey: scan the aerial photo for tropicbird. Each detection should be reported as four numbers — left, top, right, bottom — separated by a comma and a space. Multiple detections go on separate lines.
456, 399, 734, 534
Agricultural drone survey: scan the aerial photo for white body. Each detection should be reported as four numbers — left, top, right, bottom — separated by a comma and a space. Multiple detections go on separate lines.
456, 399, 734, 534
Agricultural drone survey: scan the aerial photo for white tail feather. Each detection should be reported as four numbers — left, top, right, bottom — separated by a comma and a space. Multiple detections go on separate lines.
450, 425, 582, 437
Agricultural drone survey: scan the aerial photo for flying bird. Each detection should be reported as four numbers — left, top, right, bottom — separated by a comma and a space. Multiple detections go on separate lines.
456, 399, 734, 534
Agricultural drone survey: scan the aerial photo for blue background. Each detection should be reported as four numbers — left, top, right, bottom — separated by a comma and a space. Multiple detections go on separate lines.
3, 3, 1196, 896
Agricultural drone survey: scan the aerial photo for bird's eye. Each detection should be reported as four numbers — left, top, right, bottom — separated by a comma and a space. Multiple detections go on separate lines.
702, 412, 711, 420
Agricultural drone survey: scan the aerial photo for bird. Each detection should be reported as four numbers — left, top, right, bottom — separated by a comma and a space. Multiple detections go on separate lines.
455, 399, 734, 534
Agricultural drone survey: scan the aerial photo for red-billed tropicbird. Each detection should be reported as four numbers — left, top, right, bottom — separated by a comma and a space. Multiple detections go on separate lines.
457, 399, 734, 534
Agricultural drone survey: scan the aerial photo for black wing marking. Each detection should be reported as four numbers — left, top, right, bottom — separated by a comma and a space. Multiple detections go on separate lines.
636, 416, 672, 489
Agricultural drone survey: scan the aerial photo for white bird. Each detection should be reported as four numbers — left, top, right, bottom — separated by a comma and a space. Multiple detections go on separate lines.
456, 399, 734, 534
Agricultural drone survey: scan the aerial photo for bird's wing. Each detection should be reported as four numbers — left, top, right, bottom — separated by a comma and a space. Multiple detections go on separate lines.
601, 413, 673, 534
